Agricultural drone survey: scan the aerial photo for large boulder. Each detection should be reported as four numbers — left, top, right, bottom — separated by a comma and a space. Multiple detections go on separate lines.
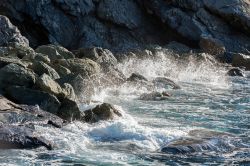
199, 36, 226, 56
53, 58, 100, 78
5, 86, 61, 114
84, 103, 122, 123
57, 98, 83, 121
0, 96, 64, 127
0, 57, 26, 68
75, 47, 117, 68
35, 45, 75, 60
232, 53, 250, 70
0, 63, 36, 88
36, 74, 63, 97
30, 61, 60, 79
0, 15, 29, 47
0, 125, 53, 150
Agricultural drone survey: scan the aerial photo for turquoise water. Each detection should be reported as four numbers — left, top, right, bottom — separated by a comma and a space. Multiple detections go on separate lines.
0, 55, 249, 165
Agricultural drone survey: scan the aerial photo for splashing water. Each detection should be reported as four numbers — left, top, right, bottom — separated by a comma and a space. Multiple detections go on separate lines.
1, 51, 249, 165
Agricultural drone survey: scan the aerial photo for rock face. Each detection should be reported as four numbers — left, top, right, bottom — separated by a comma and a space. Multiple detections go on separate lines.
0, 15, 29, 47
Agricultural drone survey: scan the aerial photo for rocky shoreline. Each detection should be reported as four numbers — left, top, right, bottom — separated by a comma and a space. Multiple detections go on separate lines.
0, 0, 249, 151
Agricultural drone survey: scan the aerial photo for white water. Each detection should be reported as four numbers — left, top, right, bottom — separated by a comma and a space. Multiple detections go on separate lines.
1, 51, 249, 165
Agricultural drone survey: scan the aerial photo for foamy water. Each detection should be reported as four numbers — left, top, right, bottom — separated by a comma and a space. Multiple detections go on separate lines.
0, 52, 249, 165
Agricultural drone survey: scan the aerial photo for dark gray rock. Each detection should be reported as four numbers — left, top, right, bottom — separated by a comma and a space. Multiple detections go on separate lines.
0, 63, 36, 88
0, 15, 29, 47
232, 53, 250, 70
139, 91, 170, 101
5, 86, 61, 114
153, 77, 181, 89
31, 61, 60, 79
199, 36, 226, 55
84, 103, 122, 123
227, 68, 245, 77
97, 0, 143, 29
0, 125, 53, 150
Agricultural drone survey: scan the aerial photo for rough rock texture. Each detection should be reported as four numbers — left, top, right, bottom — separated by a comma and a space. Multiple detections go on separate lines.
84, 103, 122, 123
0, 15, 29, 47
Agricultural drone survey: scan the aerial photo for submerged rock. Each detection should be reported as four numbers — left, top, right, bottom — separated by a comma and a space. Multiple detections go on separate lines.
227, 68, 245, 77
161, 129, 235, 154
153, 77, 181, 89
84, 103, 122, 123
139, 92, 170, 101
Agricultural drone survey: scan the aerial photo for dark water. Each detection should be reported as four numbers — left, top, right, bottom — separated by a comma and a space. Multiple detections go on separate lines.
0, 55, 249, 165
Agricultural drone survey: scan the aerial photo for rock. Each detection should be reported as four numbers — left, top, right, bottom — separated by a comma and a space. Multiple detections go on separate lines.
5, 86, 61, 114
232, 53, 250, 70
36, 74, 63, 97
153, 77, 181, 89
227, 68, 245, 77
127, 73, 148, 82
0, 15, 29, 47
0, 63, 36, 88
161, 129, 235, 154
204, 0, 250, 35
199, 36, 226, 55
139, 91, 170, 101
75, 47, 117, 68
0, 125, 53, 150
0, 56, 26, 68
0, 96, 64, 127
57, 74, 95, 102
52, 64, 71, 77
61, 83, 77, 101
22, 53, 50, 64
84, 103, 122, 123
97, 0, 143, 29
57, 98, 83, 121
53, 58, 100, 78
100, 67, 126, 86
31, 61, 60, 79
35, 45, 75, 60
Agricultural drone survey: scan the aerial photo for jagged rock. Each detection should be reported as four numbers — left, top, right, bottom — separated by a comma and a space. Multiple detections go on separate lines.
52, 64, 71, 77
0, 63, 36, 88
232, 53, 250, 70
126, 73, 153, 90
57, 74, 95, 102
5, 86, 60, 114
53, 58, 100, 78
0, 15, 29, 47
61, 83, 77, 101
0, 125, 53, 150
153, 77, 181, 89
36, 45, 75, 60
0, 57, 26, 68
36, 74, 63, 97
75, 47, 117, 68
227, 68, 245, 77
199, 36, 226, 55
0, 96, 64, 127
97, 0, 143, 29
84, 103, 122, 123
203, 0, 250, 35
30, 61, 60, 79
57, 98, 83, 121
22, 53, 50, 64
139, 91, 170, 101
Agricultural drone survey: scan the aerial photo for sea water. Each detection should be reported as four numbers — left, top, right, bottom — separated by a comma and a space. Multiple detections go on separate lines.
0, 53, 249, 165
